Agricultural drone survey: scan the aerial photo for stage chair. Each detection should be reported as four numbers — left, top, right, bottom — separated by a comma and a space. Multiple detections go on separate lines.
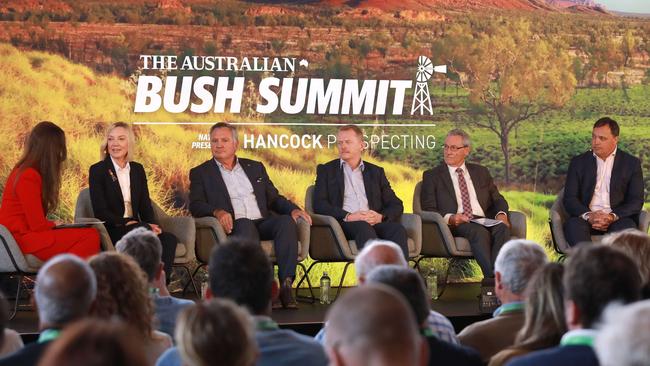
295, 185, 422, 302
0, 224, 42, 319
549, 188, 650, 259
412, 181, 527, 297
74, 188, 198, 295
192, 213, 313, 297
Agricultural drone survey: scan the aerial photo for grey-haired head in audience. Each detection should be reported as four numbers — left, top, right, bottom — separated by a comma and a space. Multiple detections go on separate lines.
354, 239, 407, 284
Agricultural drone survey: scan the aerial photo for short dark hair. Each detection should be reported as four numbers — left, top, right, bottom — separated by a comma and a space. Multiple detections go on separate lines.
115, 227, 162, 282
593, 117, 619, 137
564, 245, 640, 328
338, 124, 363, 139
209, 122, 238, 142
208, 239, 272, 315
366, 266, 429, 326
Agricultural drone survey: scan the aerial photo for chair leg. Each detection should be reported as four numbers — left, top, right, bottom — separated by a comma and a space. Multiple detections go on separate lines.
437, 258, 455, 299
182, 264, 205, 297
295, 261, 319, 303
332, 262, 353, 301
9, 275, 22, 321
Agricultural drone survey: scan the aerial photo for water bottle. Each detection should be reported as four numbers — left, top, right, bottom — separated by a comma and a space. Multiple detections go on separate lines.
320, 271, 331, 304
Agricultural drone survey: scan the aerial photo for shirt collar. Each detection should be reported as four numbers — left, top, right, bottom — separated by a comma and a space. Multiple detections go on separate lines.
560, 329, 597, 347
447, 162, 467, 174
340, 159, 365, 171
253, 315, 279, 331
214, 157, 240, 171
592, 146, 617, 161
493, 301, 525, 317
110, 157, 130, 173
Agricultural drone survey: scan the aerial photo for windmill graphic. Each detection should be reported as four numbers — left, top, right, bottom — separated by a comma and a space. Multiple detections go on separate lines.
411, 55, 447, 115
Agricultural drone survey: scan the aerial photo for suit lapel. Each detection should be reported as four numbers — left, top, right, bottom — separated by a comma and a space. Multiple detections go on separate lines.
129, 164, 139, 218
609, 150, 624, 196
585, 153, 598, 196
335, 163, 345, 207
105, 157, 126, 213
466, 164, 487, 212
361, 164, 374, 210
209, 159, 233, 212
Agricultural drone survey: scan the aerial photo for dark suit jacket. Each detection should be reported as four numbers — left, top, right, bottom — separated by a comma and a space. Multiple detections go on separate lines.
427, 335, 483, 366
313, 159, 404, 222
89, 156, 157, 228
505, 345, 598, 366
189, 158, 298, 218
421, 163, 509, 219
563, 149, 644, 222
0, 340, 50, 366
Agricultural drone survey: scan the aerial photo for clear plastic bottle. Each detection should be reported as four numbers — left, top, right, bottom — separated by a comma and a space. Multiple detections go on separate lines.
319, 271, 331, 304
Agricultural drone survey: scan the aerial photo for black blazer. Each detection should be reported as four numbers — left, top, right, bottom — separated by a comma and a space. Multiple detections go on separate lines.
420, 163, 509, 219
188, 158, 299, 218
507, 345, 598, 366
88, 156, 157, 227
563, 149, 644, 222
426, 336, 482, 366
313, 159, 404, 222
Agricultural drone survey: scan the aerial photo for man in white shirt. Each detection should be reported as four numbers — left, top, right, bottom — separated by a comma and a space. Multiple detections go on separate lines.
189, 123, 312, 309
563, 117, 644, 246
420, 129, 510, 280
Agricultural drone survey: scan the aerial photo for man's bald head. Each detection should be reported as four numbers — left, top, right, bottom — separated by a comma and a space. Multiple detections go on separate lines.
325, 284, 425, 366
354, 240, 408, 283
35, 254, 97, 327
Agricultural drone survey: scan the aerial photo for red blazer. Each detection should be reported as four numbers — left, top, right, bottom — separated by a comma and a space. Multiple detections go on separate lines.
0, 167, 57, 253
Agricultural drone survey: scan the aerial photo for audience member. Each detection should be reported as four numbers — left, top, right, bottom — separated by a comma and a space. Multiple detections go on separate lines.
116, 227, 193, 337
459, 240, 548, 362
366, 266, 482, 366
156, 240, 328, 366
175, 299, 257, 366
0, 254, 96, 366
325, 284, 427, 366
0, 292, 23, 357
594, 300, 650, 366
315, 239, 458, 345
507, 244, 641, 366
489, 263, 566, 366
37, 319, 148, 366
602, 228, 650, 299
89, 252, 172, 365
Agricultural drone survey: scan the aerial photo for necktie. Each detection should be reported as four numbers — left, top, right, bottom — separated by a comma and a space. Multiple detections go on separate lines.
456, 167, 473, 218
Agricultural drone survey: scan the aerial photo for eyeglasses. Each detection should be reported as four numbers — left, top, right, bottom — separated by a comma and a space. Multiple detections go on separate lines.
443, 144, 468, 152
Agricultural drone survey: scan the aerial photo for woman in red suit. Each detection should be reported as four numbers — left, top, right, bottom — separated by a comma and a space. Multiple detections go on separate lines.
0, 121, 100, 260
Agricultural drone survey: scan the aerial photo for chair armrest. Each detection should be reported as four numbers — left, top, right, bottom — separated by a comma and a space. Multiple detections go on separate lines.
194, 216, 228, 243
508, 211, 527, 239
400, 214, 422, 257
639, 210, 650, 233
417, 211, 456, 247
309, 213, 355, 258
75, 218, 114, 251
160, 216, 196, 262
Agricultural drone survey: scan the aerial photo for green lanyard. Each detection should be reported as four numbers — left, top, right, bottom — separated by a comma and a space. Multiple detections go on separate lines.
256, 319, 280, 331
560, 330, 596, 347
421, 328, 435, 338
38, 329, 61, 343
493, 302, 524, 317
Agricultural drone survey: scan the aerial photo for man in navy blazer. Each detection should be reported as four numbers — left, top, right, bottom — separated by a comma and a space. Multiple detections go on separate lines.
313, 125, 409, 258
563, 117, 644, 247
189, 122, 311, 308
506, 244, 641, 366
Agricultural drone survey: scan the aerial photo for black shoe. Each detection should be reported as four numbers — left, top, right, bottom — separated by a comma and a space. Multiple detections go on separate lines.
279, 278, 298, 310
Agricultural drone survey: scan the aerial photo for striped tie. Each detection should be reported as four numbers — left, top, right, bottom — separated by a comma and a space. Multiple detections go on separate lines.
456, 167, 473, 218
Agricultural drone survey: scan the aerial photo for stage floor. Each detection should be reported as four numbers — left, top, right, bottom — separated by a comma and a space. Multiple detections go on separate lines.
9, 282, 489, 339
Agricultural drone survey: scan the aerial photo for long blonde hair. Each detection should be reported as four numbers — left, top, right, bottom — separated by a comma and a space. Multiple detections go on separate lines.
100, 122, 136, 161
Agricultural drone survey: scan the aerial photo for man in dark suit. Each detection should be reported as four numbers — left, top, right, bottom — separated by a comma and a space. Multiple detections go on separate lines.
0, 254, 96, 366
313, 125, 408, 258
189, 122, 311, 309
563, 117, 644, 247
420, 129, 510, 279
507, 244, 640, 366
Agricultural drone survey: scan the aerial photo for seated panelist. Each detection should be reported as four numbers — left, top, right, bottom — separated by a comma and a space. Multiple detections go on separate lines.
89, 122, 178, 281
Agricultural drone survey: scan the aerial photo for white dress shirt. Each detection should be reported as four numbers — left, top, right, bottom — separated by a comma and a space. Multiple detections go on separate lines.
216, 159, 263, 220
111, 157, 133, 218
341, 159, 369, 214
588, 147, 616, 215
445, 163, 485, 224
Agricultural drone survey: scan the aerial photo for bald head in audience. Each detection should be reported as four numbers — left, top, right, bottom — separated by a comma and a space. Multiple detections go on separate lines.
354, 240, 408, 283
35, 254, 97, 330
325, 284, 427, 366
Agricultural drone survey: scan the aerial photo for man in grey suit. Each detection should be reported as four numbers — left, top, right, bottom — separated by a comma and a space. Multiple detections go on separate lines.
420, 129, 510, 280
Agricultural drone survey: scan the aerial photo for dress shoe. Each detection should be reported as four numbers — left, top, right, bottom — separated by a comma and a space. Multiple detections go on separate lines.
279, 278, 298, 310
